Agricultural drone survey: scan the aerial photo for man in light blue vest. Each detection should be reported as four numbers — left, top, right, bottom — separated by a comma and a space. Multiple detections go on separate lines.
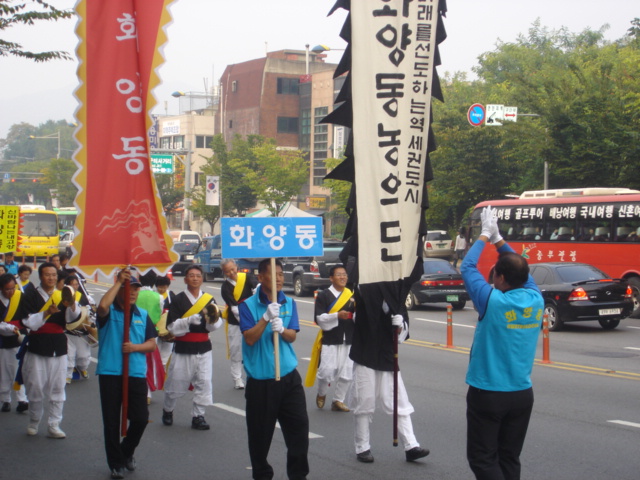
96, 268, 158, 480
461, 206, 544, 480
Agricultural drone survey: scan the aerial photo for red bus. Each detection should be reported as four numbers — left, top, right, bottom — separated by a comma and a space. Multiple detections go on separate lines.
469, 188, 640, 316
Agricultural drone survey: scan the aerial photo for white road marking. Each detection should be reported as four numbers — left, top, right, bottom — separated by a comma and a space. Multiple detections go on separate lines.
213, 403, 323, 438
627, 326, 640, 330
301, 357, 311, 362
414, 317, 475, 328
623, 347, 640, 351
607, 420, 640, 429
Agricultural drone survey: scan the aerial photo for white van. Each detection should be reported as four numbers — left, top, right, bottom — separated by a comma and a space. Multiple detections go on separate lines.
169, 230, 202, 245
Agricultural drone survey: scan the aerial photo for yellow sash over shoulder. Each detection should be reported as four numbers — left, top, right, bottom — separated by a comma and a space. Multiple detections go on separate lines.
304, 288, 353, 387
182, 293, 214, 318
4, 290, 21, 322
223, 273, 247, 358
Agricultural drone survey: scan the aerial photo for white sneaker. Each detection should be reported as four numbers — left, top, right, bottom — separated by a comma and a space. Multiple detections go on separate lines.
27, 423, 38, 436
47, 424, 66, 439
234, 378, 245, 390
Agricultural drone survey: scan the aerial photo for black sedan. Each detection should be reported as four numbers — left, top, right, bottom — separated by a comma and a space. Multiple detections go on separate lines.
405, 258, 469, 310
529, 262, 633, 331
171, 242, 199, 276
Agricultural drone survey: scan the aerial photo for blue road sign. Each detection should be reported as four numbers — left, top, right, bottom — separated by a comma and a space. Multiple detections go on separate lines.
467, 103, 486, 127
221, 217, 324, 258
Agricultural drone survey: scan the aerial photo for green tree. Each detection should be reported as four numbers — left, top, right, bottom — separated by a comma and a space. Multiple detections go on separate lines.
323, 156, 351, 237
41, 157, 76, 206
232, 141, 308, 216
0, 0, 73, 62
0, 158, 50, 204
154, 173, 183, 215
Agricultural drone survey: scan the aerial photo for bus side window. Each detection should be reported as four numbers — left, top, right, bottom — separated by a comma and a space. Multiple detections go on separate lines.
594, 226, 610, 242
627, 228, 640, 242
615, 226, 633, 242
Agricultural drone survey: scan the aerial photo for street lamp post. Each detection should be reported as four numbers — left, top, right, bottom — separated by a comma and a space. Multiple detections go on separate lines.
29, 131, 60, 159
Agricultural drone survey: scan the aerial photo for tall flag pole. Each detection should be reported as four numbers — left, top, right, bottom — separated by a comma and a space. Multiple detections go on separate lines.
323, 0, 447, 443
72, 0, 179, 437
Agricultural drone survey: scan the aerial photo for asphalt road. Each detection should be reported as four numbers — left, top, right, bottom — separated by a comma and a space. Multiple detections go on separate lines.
1, 278, 639, 479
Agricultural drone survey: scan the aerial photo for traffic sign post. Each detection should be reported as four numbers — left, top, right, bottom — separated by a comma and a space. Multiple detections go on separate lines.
504, 106, 518, 122
150, 154, 174, 174
485, 104, 504, 126
467, 103, 486, 127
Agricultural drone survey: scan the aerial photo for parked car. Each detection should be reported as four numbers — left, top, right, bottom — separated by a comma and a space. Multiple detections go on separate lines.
406, 258, 469, 310
169, 230, 202, 245
423, 230, 454, 260
282, 240, 346, 296
529, 262, 633, 331
194, 235, 260, 281
171, 242, 199, 276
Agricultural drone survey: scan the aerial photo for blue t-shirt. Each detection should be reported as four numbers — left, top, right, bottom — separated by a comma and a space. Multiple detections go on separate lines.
96, 303, 157, 378
461, 240, 544, 391
239, 286, 299, 380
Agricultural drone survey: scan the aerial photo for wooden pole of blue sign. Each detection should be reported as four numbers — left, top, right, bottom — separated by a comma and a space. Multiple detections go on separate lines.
271, 257, 281, 381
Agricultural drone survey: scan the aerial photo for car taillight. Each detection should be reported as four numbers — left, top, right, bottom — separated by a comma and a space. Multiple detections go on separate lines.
310, 261, 319, 273
239, 268, 250, 274
625, 285, 632, 298
425, 242, 433, 251
421, 279, 463, 287
567, 287, 588, 301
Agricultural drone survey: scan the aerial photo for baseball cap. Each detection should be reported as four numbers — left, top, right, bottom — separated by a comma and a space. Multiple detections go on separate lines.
129, 276, 142, 287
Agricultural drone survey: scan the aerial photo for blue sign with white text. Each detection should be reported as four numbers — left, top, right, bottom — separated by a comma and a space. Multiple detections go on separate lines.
221, 217, 324, 258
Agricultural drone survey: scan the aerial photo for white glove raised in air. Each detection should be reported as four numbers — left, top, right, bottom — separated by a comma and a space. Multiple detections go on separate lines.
489, 213, 503, 245
271, 317, 284, 334
391, 314, 404, 327
188, 314, 202, 325
480, 205, 494, 239
263, 302, 280, 322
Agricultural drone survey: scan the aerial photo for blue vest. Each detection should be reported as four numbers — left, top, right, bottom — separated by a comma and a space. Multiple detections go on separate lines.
241, 288, 298, 380
466, 288, 543, 391
96, 304, 149, 378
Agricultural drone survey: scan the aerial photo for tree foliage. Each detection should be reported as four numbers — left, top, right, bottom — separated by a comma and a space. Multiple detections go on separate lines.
0, 0, 74, 62
426, 19, 640, 235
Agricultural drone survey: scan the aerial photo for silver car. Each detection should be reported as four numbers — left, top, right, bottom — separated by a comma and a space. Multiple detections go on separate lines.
423, 230, 454, 260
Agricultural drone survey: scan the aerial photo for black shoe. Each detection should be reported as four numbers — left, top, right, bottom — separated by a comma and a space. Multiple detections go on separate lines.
405, 446, 430, 462
1, 402, 10, 412
162, 409, 173, 426
191, 415, 210, 430
356, 449, 374, 463
110, 467, 125, 479
125, 456, 136, 471
16, 401, 29, 414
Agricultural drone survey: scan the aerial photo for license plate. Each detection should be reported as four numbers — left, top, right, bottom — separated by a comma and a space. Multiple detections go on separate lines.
446, 295, 459, 302
599, 308, 621, 316
185, 255, 194, 260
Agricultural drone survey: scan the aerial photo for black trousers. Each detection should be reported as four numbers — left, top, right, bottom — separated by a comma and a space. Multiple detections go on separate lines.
245, 369, 309, 480
99, 375, 149, 470
466, 386, 534, 480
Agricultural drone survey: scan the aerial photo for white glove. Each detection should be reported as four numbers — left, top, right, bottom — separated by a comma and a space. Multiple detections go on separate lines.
489, 214, 503, 244
231, 305, 239, 317
188, 314, 202, 325
391, 314, 404, 327
263, 302, 280, 322
480, 205, 494, 239
271, 317, 284, 334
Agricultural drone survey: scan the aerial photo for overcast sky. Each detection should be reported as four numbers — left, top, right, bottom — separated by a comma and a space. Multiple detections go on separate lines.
0, 0, 637, 140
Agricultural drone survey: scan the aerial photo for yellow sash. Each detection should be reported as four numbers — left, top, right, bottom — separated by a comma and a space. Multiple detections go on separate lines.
304, 288, 353, 387
182, 293, 214, 318
40, 290, 63, 320
4, 290, 21, 323
223, 273, 247, 358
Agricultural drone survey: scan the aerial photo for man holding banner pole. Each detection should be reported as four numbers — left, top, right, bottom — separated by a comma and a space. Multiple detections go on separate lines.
96, 268, 157, 479
239, 258, 309, 480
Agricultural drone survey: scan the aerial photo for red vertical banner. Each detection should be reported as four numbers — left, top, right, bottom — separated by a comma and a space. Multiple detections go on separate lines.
72, 0, 177, 275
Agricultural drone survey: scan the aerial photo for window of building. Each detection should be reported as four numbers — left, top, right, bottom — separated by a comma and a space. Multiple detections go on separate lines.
231, 80, 238, 93
196, 135, 214, 149
277, 117, 298, 134
300, 109, 311, 151
277, 77, 299, 95
160, 136, 171, 149
172, 135, 184, 149
228, 120, 233, 129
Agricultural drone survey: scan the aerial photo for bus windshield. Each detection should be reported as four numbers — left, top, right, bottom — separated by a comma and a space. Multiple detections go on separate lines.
22, 212, 59, 237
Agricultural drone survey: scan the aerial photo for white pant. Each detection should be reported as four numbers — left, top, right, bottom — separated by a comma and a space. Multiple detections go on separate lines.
22, 352, 66, 427
163, 351, 213, 417
0, 347, 27, 403
157, 337, 174, 367
317, 343, 353, 403
351, 363, 419, 453
66, 335, 91, 377
228, 324, 243, 381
